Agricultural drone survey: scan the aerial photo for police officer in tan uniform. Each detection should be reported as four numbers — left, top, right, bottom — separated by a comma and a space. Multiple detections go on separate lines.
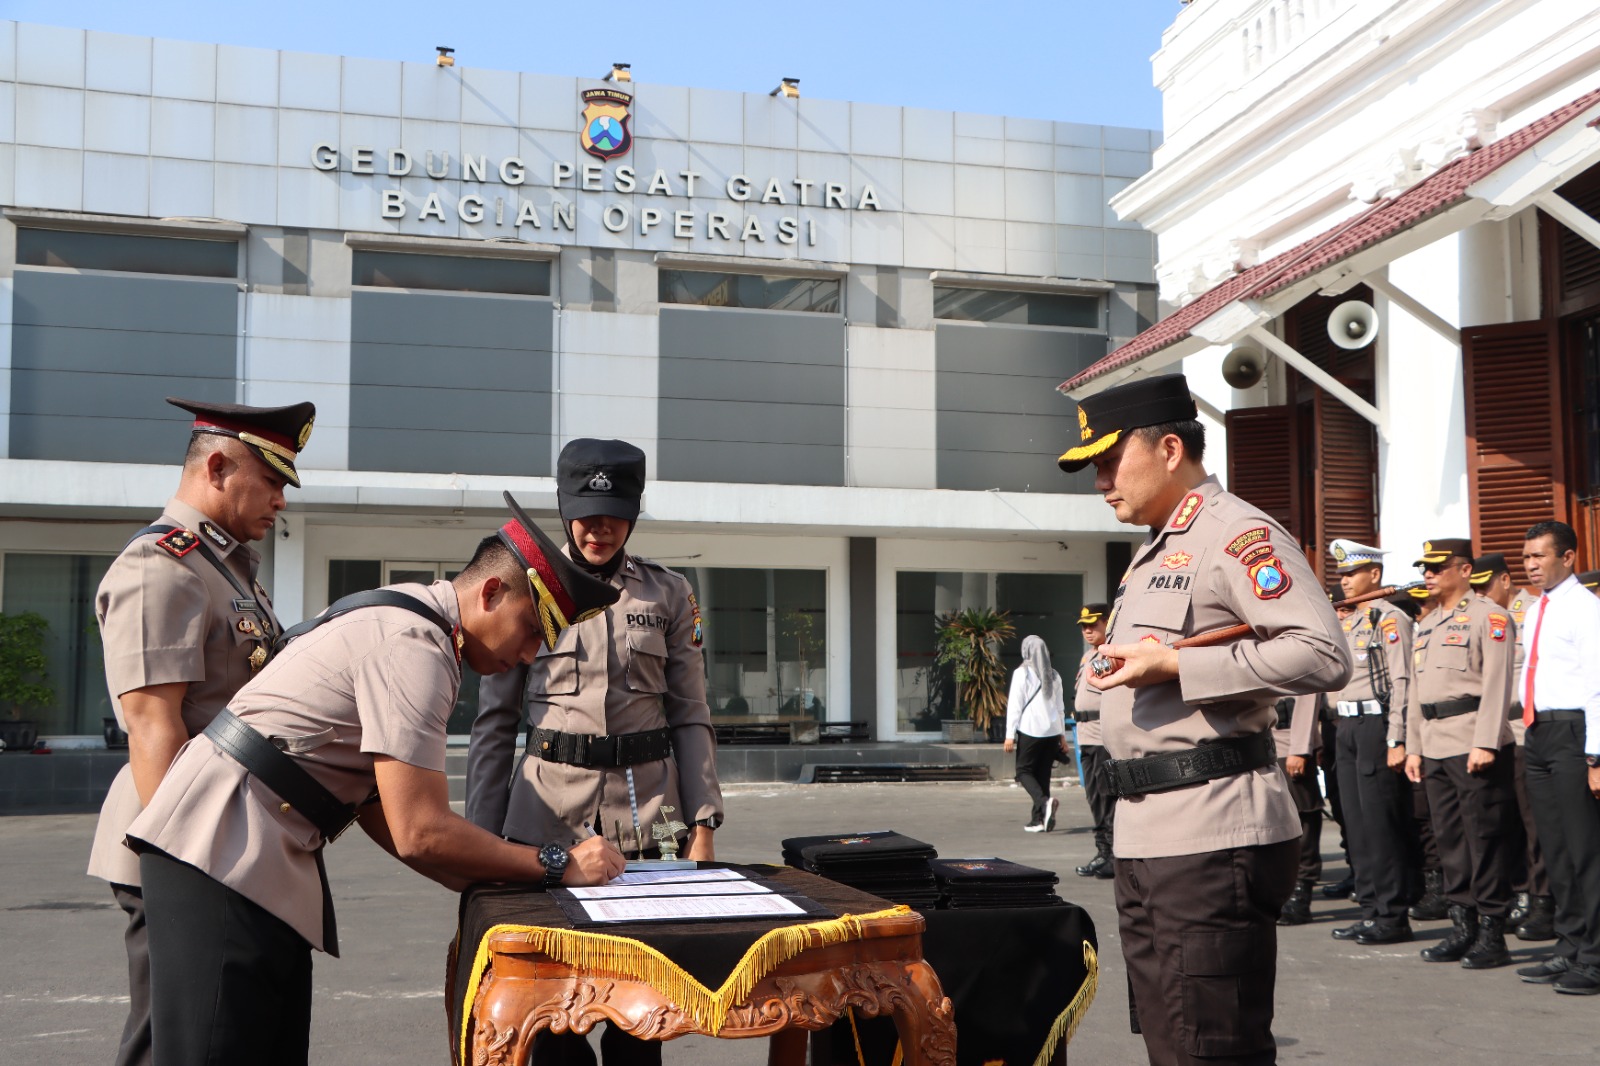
467, 440, 721, 1066
1403, 538, 1517, 969
1060, 373, 1350, 1066
126, 496, 625, 1066
88, 397, 314, 1066
1272, 690, 1324, 926
1072, 604, 1115, 878
1470, 552, 1554, 940
1322, 540, 1417, 945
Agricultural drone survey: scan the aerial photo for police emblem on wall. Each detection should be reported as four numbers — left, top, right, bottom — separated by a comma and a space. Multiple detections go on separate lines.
580, 88, 633, 160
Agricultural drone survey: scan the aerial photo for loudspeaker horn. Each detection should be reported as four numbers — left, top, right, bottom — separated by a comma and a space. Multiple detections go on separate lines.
1221, 345, 1266, 389
1328, 300, 1379, 350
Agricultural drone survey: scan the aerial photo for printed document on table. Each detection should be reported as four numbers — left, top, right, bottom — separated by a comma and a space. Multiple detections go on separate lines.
576, 894, 807, 923
568, 880, 774, 900
606, 867, 750, 887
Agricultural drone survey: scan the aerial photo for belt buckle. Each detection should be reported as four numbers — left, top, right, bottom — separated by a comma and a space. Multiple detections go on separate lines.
327, 814, 357, 844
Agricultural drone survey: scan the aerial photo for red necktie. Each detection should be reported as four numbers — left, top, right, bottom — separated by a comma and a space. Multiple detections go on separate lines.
1523, 593, 1548, 728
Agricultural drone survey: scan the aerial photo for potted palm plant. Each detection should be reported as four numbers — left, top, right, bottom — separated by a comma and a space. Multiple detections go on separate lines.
0, 611, 53, 753
934, 608, 1015, 743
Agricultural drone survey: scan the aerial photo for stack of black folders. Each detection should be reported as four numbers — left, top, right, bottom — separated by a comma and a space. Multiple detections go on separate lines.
929, 857, 1064, 909
780, 831, 941, 910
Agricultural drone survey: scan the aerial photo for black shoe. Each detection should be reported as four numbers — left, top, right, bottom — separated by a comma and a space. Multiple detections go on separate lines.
1517, 956, 1572, 984
1516, 896, 1557, 941
1460, 916, 1511, 970
1507, 891, 1532, 927
1075, 854, 1110, 878
1420, 906, 1477, 963
1332, 920, 1375, 941
1410, 870, 1450, 922
1320, 875, 1355, 900
1554, 963, 1600, 995
1278, 881, 1313, 926
1355, 920, 1414, 945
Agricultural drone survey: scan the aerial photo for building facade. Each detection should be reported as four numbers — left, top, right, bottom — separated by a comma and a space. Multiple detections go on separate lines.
1068, 0, 1600, 587
0, 21, 1157, 751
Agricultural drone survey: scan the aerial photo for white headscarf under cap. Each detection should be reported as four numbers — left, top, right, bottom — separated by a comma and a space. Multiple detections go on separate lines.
1021, 634, 1058, 703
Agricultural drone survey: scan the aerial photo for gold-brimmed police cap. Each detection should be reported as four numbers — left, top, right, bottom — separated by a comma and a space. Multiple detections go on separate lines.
1413, 538, 1473, 568
498, 492, 621, 649
1578, 570, 1600, 590
1077, 602, 1110, 626
169, 396, 316, 487
1058, 373, 1198, 473
1329, 538, 1386, 574
1469, 552, 1509, 587
1407, 586, 1432, 600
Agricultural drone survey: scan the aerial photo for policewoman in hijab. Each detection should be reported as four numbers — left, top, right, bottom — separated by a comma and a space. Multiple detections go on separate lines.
1004, 635, 1069, 832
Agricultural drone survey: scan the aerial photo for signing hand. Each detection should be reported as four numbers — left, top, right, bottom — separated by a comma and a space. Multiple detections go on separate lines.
565, 835, 626, 886
1466, 746, 1496, 775
1087, 643, 1181, 691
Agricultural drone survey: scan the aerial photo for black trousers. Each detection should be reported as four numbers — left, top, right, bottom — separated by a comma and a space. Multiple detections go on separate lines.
1411, 780, 1440, 871
1334, 716, 1415, 922
1524, 718, 1600, 967
1080, 743, 1115, 857
1014, 732, 1059, 825
140, 850, 313, 1066
1319, 719, 1347, 857
1422, 747, 1518, 919
1278, 759, 1324, 885
1115, 839, 1298, 1066
1509, 743, 1551, 896
111, 884, 152, 1066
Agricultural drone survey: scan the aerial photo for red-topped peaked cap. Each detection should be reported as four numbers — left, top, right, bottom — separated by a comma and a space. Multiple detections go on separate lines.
498, 492, 620, 647
168, 396, 316, 487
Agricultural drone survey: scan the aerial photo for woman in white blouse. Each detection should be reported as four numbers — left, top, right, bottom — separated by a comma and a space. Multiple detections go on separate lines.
1003, 635, 1068, 832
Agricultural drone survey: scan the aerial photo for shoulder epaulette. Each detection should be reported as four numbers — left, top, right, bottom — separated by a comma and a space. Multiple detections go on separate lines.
155, 528, 200, 558
630, 555, 682, 577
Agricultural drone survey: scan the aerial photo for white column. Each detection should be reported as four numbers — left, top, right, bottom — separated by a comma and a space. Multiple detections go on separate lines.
274, 513, 309, 626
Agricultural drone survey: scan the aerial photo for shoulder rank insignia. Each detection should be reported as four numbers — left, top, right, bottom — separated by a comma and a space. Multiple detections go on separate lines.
1489, 612, 1508, 642
155, 528, 199, 558
1168, 492, 1204, 530
200, 521, 229, 549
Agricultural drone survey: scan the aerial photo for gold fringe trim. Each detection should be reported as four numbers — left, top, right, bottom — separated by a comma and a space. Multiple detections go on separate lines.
459, 905, 911, 1062
1058, 430, 1122, 466
1028, 940, 1099, 1066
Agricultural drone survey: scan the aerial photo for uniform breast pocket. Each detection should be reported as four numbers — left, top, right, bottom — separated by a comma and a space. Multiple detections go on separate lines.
1130, 591, 1191, 637
626, 629, 669, 694
268, 725, 336, 754
1432, 643, 1470, 671
529, 639, 580, 699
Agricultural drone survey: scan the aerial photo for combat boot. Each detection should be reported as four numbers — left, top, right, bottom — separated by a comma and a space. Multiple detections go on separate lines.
1277, 881, 1313, 926
1419, 905, 1477, 963
1410, 869, 1449, 921
1516, 896, 1557, 941
1460, 915, 1511, 969
1508, 891, 1532, 927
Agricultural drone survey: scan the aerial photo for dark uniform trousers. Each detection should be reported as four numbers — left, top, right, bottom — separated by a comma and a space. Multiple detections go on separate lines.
1334, 715, 1416, 921
111, 885, 152, 1066
1079, 745, 1115, 857
1115, 840, 1298, 1066
1524, 718, 1600, 968
1411, 780, 1440, 872
1318, 718, 1347, 858
140, 850, 313, 1066
1510, 740, 1551, 896
1279, 762, 1324, 886
1014, 732, 1060, 825
1421, 746, 1518, 919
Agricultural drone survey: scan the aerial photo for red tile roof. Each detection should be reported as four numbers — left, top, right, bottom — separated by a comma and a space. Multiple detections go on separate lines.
1059, 86, 1600, 394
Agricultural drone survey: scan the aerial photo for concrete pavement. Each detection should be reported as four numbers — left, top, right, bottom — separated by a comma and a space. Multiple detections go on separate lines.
2, 780, 1595, 1064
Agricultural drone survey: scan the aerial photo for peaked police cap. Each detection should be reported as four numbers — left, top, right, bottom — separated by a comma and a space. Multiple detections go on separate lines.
1059, 373, 1199, 473
498, 492, 620, 648
169, 396, 316, 487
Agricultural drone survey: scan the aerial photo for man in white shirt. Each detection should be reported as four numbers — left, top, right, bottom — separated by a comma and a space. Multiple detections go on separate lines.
1514, 521, 1600, 995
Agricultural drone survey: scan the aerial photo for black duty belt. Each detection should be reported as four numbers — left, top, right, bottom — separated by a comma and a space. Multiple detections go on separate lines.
1104, 730, 1278, 799
1421, 697, 1479, 721
1531, 708, 1585, 723
526, 726, 672, 767
1074, 711, 1100, 723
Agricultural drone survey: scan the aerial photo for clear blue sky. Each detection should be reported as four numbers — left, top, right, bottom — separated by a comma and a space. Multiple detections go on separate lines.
8, 0, 1174, 131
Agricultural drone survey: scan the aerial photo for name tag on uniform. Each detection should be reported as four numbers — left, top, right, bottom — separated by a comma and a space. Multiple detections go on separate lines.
233, 598, 259, 613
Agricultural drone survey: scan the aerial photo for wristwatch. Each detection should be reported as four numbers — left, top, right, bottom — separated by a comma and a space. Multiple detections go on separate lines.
1585, 754, 1600, 769
539, 842, 570, 888
1386, 739, 1402, 749
694, 815, 723, 830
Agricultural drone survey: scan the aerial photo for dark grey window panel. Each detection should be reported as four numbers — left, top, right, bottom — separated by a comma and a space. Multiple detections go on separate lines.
8, 272, 236, 463
935, 322, 1106, 378
659, 271, 840, 313
932, 287, 1100, 328
658, 357, 843, 406
659, 307, 845, 367
16, 228, 238, 277
659, 398, 844, 448
938, 370, 1086, 417
347, 290, 553, 476
13, 270, 239, 336
351, 251, 551, 295
938, 410, 1076, 454
656, 438, 843, 486
937, 447, 1095, 494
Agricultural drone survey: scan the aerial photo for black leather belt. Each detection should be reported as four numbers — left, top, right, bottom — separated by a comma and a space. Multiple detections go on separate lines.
526, 726, 672, 767
1104, 731, 1278, 799
1531, 708, 1585, 723
1074, 711, 1100, 723
1421, 697, 1479, 720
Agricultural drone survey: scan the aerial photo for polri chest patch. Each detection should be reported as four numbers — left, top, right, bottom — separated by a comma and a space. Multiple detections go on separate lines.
626, 612, 669, 631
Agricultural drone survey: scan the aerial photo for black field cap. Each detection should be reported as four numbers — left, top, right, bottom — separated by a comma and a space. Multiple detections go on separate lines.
498, 492, 620, 647
1579, 570, 1600, 590
1059, 373, 1198, 472
1414, 538, 1473, 567
557, 439, 646, 522
1078, 603, 1110, 625
1469, 552, 1510, 587
169, 397, 316, 487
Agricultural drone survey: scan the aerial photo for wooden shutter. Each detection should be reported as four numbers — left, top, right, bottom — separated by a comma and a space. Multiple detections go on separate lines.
1226, 405, 1299, 534
1312, 389, 1378, 586
1543, 164, 1600, 317
1463, 320, 1564, 586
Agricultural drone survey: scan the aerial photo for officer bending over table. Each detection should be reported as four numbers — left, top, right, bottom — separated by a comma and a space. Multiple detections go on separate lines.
125, 495, 626, 1066
1061, 373, 1351, 1066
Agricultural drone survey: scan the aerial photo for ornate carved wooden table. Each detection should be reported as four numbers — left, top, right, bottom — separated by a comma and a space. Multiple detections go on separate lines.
451, 868, 955, 1066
